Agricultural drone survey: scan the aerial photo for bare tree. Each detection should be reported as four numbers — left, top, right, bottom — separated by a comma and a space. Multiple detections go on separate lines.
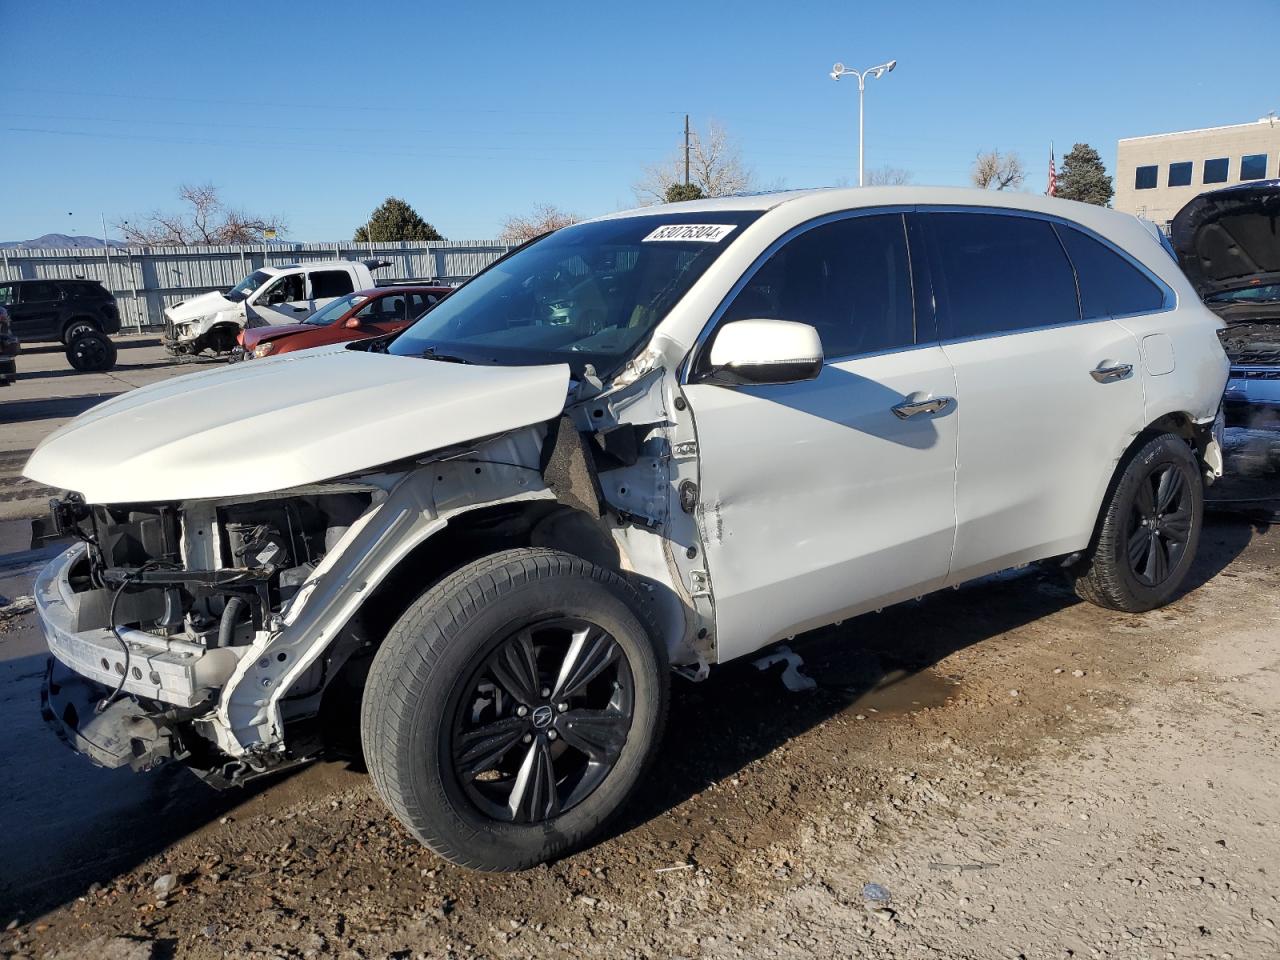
633, 119, 754, 203
970, 150, 1025, 191
117, 183, 287, 245
499, 203, 580, 243
864, 165, 914, 186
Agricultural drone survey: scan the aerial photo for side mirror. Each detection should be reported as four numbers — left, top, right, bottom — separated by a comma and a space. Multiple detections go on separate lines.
704, 319, 823, 385
344, 317, 362, 330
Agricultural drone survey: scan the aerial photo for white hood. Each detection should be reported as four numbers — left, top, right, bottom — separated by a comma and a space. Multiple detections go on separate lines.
164, 290, 238, 322
25, 348, 571, 503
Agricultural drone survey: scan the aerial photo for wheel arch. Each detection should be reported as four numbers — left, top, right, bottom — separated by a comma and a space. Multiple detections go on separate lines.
1078, 410, 1205, 563
59, 313, 101, 339
306, 497, 626, 754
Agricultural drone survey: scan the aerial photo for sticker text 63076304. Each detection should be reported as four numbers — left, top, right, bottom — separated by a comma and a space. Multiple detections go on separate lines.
642, 224, 737, 243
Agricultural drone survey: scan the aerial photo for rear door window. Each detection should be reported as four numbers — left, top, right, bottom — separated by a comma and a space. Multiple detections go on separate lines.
924, 212, 1079, 339
20, 281, 62, 303
1054, 224, 1166, 319
720, 212, 916, 359
311, 270, 355, 299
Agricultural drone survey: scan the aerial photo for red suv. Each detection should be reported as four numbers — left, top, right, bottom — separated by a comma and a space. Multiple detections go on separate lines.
239, 285, 451, 359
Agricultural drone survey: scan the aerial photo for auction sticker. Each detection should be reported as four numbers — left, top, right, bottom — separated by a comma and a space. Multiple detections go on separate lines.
642, 223, 737, 243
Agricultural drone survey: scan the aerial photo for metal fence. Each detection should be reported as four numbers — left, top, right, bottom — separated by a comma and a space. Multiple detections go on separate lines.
0, 240, 515, 331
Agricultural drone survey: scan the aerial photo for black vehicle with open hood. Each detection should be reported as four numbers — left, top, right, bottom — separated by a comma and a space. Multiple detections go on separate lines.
1171, 180, 1280, 425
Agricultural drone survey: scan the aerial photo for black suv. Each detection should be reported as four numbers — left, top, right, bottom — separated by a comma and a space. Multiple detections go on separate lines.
0, 279, 121, 344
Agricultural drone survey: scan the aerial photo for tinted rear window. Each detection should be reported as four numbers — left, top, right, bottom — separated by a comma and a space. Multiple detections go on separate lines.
925, 212, 1079, 339
311, 270, 355, 299
1054, 224, 1166, 319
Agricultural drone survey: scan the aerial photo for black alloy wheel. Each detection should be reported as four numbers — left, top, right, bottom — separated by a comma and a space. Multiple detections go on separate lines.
450, 618, 634, 824
1126, 462, 1193, 587
361, 548, 667, 870
1072, 431, 1203, 612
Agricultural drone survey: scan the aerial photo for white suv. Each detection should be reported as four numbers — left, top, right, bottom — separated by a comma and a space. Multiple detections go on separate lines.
28, 187, 1228, 870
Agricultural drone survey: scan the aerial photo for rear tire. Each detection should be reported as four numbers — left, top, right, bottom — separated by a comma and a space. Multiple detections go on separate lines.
66, 330, 117, 372
1071, 432, 1203, 612
61, 318, 98, 345
360, 548, 667, 871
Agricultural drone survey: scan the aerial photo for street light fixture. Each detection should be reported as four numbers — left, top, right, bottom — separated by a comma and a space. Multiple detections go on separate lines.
830, 59, 897, 186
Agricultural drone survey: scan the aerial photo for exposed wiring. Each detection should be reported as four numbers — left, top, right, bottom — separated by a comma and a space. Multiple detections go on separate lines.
95, 560, 167, 714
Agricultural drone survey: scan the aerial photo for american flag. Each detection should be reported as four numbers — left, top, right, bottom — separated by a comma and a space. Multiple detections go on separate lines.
1047, 143, 1057, 197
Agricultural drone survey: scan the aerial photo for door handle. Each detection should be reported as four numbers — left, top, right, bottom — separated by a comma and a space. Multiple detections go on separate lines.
1090, 361, 1133, 383
892, 392, 954, 420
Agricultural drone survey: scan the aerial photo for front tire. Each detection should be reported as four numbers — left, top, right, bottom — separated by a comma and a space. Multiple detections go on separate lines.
360, 548, 667, 871
1071, 432, 1203, 612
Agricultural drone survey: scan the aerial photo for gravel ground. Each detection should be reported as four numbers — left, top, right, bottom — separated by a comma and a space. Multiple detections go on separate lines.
1, 515, 1277, 960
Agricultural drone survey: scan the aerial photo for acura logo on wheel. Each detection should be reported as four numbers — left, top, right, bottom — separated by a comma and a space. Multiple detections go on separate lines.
531, 705, 555, 729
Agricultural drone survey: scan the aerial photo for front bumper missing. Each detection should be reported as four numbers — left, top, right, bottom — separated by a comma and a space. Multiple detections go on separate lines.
41, 658, 186, 771
35, 544, 244, 708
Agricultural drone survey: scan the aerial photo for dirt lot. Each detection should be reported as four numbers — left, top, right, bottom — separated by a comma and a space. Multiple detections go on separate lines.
0, 347, 1278, 959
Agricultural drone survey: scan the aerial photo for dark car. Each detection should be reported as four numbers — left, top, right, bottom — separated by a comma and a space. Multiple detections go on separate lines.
0, 305, 18, 385
238, 285, 450, 359
0, 278, 121, 345
1171, 180, 1280, 427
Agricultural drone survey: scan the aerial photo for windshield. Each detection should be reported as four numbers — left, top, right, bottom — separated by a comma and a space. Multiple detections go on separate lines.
388, 212, 762, 376
304, 293, 366, 325
227, 269, 273, 303
1207, 284, 1280, 304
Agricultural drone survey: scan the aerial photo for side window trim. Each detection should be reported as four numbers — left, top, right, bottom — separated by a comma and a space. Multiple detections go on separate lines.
914, 204, 1175, 343
682, 205, 921, 383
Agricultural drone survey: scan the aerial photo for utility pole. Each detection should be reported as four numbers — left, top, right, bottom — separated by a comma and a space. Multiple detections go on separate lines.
680, 114, 691, 185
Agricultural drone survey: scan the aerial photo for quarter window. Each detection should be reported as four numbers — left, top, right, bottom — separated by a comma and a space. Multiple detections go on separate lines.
0, 286, 13, 306
20, 281, 62, 303
1203, 158, 1229, 184
1240, 154, 1268, 181
925, 212, 1079, 339
720, 213, 915, 359
311, 270, 355, 299
1168, 161, 1193, 187
1055, 224, 1166, 319
1134, 165, 1158, 190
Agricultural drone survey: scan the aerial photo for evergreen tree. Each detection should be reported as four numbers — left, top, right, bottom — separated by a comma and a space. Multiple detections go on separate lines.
354, 197, 443, 242
664, 182, 706, 203
1056, 143, 1114, 206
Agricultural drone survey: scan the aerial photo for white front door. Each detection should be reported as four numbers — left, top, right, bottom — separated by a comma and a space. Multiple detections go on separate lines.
917, 210, 1148, 582
247, 273, 310, 327
682, 212, 959, 662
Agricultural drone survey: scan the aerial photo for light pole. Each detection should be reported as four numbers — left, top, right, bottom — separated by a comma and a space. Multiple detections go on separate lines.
830, 59, 897, 186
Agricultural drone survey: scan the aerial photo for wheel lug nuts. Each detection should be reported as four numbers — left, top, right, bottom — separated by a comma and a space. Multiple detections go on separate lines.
540, 687, 550, 697
556, 702, 568, 713
516, 705, 529, 717
547, 730, 558, 741
522, 733, 533, 743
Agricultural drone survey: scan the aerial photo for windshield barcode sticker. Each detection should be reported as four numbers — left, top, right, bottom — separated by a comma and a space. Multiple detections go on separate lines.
642, 224, 737, 243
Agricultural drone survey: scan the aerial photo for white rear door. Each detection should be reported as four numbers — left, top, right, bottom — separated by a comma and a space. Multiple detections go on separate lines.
917, 210, 1148, 582
684, 212, 959, 662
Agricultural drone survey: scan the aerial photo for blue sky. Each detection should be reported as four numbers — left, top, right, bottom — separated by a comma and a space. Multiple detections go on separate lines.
3, 0, 1275, 242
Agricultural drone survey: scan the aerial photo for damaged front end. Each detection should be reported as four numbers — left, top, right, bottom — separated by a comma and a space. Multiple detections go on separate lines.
37, 487, 374, 784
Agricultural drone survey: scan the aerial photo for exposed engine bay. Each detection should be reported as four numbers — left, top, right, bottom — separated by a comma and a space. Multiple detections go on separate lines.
1219, 321, 1280, 366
